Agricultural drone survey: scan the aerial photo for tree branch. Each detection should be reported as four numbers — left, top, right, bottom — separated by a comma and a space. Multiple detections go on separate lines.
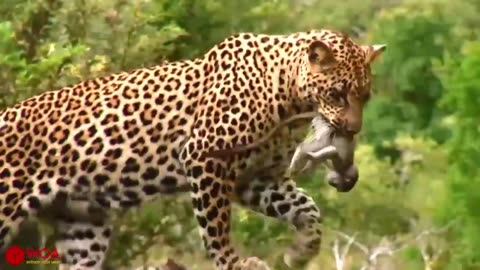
328, 220, 456, 270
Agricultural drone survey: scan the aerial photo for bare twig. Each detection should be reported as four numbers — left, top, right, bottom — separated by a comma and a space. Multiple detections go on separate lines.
328, 221, 456, 270
332, 232, 357, 270
414, 220, 456, 269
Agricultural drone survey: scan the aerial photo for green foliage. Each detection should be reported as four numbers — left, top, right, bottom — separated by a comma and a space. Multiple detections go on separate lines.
362, 2, 456, 154
108, 197, 199, 268
436, 41, 480, 269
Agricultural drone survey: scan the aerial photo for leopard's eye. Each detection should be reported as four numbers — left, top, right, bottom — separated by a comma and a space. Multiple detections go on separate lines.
331, 91, 341, 101
331, 83, 348, 105
331, 91, 346, 105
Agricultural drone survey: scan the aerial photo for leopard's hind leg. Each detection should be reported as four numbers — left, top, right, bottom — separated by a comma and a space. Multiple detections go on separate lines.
0, 193, 28, 251
55, 216, 112, 270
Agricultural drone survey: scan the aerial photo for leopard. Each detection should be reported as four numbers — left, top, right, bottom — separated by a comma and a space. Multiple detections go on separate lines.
0, 29, 385, 270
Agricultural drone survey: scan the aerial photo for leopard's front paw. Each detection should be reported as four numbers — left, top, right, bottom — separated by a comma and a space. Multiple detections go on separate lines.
234, 257, 271, 270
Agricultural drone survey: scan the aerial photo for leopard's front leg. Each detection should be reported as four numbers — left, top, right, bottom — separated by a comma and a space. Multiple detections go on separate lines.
235, 176, 322, 269
181, 137, 271, 270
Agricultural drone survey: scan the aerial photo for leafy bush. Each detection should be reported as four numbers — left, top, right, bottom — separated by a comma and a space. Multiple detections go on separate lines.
436, 41, 480, 269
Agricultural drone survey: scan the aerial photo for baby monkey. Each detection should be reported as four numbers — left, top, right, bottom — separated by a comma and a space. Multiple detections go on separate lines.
286, 116, 359, 192
206, 112, 359, 192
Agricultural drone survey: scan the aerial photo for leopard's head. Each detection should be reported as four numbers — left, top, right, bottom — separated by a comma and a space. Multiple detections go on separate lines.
303, 31, 385, 137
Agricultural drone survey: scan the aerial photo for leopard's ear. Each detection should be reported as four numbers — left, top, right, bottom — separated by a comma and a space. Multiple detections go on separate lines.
308, 40, 337, 73
362, 44, 386, 64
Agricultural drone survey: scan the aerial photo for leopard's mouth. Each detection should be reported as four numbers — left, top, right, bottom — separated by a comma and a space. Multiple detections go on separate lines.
308, 114, 355, 165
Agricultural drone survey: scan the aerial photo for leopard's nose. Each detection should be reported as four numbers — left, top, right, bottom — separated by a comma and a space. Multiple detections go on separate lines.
343, 103, 363, 135
345, 117, 362, 135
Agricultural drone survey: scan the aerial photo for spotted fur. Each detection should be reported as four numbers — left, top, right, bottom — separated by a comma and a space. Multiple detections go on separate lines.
0, 30, 385, 270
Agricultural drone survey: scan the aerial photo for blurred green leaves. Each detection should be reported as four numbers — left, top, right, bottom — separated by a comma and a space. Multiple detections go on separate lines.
435, 41, 480, 269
